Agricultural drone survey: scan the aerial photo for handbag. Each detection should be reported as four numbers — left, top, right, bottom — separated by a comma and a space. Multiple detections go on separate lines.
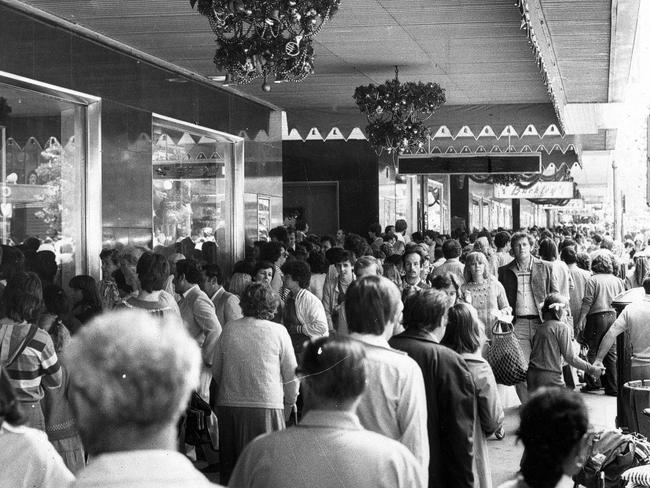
184, 391, 218, 449
486, 321, 528, 386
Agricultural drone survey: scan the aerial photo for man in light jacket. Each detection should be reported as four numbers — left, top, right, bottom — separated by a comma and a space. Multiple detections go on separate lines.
174, 259, 222, 400
498, 232, 558, 402
281, 260, 328, 354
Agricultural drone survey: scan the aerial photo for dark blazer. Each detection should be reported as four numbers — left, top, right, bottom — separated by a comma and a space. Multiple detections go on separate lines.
498, 257, 558, 316
389, 329, 475, 488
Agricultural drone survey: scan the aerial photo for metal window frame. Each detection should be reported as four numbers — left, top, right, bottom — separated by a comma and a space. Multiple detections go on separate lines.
0, 70, 102, 279
151, 113, 245, 267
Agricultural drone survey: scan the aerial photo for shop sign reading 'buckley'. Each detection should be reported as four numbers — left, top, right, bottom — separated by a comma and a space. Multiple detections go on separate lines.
493, 181, 575, 199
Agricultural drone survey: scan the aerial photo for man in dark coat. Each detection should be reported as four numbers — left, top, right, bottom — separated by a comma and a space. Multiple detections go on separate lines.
498, 231, 558, 402
390, 289, 475, 488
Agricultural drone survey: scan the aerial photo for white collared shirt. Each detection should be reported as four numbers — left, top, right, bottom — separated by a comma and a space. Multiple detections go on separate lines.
181, 284, 199, 299
347, 333, 430, 470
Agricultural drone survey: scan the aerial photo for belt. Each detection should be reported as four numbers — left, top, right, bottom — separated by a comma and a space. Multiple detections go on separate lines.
516, 315, 538, 320
587, 310, 615, 316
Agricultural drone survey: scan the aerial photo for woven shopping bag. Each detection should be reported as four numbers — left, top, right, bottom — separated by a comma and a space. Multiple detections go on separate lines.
486, 321, 528, 386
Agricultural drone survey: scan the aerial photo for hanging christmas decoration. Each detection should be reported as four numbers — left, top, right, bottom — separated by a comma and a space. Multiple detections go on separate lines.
189, 0, 341, 90
353, 67, 445, 155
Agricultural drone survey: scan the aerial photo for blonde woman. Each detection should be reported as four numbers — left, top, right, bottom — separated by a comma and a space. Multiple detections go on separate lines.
461, 252, 511, 340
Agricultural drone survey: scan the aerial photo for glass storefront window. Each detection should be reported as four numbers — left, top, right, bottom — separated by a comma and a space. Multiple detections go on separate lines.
0, 81, 89, 285
151, 116, 243, 270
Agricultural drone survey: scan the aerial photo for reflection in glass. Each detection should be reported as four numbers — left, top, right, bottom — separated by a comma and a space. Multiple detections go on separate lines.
151, 120, 233, 261
0, 82, 86, 285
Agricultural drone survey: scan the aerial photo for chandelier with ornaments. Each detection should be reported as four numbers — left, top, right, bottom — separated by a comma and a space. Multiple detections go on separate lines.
190, 0, 341, 91
353, 67, 446, 155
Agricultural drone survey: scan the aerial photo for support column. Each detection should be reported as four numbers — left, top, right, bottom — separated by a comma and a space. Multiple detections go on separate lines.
512, 199, 521, 230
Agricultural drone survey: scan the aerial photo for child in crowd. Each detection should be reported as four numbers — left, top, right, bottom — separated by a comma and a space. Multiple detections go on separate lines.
527, 293, 604, 393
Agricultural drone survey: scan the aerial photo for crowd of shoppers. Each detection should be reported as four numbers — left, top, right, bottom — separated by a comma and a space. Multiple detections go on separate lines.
1, 220, 648, 488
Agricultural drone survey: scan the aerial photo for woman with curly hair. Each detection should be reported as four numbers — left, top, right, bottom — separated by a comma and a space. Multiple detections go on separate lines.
211, 283, 299, 484
575, 251, 625, 395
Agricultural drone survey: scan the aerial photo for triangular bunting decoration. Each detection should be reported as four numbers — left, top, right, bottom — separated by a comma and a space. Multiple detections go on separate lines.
285, 128, 303, 141
500, 125, 519, 138
347, 128, 367, 140
456, 126, 475, 139
433, 126, 453, 138
542, 125, 561, 137
325, 127, 345, 140
478, 126, 497, 138
522, 125, 540, 137
306, 128, 324, 140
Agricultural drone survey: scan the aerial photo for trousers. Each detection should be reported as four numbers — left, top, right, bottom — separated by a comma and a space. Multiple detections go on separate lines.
584, 311, 617, 394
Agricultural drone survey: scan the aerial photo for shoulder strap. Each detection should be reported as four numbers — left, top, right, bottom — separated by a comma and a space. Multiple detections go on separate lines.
5, 324, 39, 368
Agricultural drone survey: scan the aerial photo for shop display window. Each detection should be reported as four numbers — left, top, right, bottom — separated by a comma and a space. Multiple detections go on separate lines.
0, 80, 91, 283
151, 116, 242, 268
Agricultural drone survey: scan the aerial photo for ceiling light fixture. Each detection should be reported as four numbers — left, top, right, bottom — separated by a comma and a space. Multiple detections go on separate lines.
190, 0, 342, 91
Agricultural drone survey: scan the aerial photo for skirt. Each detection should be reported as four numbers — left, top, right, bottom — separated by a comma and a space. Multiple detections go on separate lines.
527, 368, 565, 393
217, 405, 285, 484
51, 435, 85, 474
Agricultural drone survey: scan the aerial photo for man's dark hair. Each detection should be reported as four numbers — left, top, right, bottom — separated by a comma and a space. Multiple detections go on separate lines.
411, 231, 424, 244
600, 236, 614, 251
576, 252, 591, 272
202, 263, 225, 286
100, 248, 119, 264
402, 247, 424, 266
307, 251, 329, 274
558, 239, 577, 253
175, 259, 203, 285
320, 235, 335, 247
510, 232, 534, 250
344, 233, 371, 259
281, 260, 312, 289
494, 231, 511, 249
368, 223, 382, 236
259, 241, 285, 263
424, 230, 437, 240
592, 234, 603, 245
538, 238, 558, 262
395, 219, 407, 233
345, 276, 401, 336
442, 239, 462, 259
137, 252, 170, 292
403, 289, 449, 332
268, 226, 289, 245
560, 247, 577, 265
326, 247, 352, 266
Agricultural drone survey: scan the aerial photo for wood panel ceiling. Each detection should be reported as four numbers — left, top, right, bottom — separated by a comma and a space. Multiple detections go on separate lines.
19, 0, 561, 115
537, 0, 611, 103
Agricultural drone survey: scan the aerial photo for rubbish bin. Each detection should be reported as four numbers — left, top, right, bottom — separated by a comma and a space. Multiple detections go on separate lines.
612, 287, 646, 431
621, 380, 650, 437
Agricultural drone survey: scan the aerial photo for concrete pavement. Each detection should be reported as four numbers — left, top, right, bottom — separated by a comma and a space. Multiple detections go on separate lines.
489, 390, 617, 486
